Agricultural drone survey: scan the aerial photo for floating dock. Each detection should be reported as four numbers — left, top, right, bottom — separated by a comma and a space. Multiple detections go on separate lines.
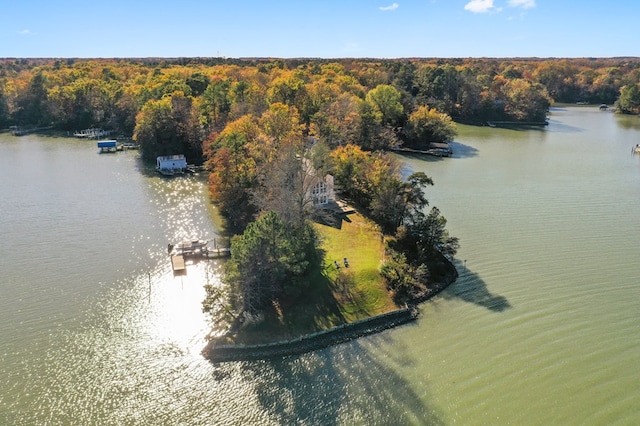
171, 254, 187, 276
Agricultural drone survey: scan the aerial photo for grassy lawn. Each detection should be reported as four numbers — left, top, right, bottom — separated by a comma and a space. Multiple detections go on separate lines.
229, 210, 398, 345
316, 211, 397, 320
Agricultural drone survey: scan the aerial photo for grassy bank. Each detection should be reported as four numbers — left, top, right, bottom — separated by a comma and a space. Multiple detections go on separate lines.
227, 210, 398, 345
316, 211, 396, 320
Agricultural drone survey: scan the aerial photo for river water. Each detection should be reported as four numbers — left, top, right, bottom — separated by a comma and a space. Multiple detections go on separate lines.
1, 106, 639, 425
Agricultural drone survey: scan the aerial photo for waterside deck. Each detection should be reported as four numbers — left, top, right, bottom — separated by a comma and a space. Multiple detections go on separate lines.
169, 239, 230, 275
486, 120, 548, 128
74, 128, 114, 139
10, 125, 53, 136
392, 142, 453, 157
171, 254, 187, 276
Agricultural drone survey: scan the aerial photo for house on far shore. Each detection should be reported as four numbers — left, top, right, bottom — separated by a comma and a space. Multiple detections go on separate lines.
156, 154, 187, 176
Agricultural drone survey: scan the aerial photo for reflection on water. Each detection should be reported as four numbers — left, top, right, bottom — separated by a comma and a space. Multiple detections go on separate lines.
2, 105, 640, 424
31, 262, 229, 425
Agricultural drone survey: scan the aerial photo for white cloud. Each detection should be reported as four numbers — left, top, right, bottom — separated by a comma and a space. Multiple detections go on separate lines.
18, 29, 33, 35
464, 0, 496, 13
508, 0, 535, 8
379, 3, 399, 11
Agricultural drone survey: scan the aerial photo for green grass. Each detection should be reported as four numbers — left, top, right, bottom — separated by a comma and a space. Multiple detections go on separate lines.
316, 211, 396, 320
229, 210, 398, 345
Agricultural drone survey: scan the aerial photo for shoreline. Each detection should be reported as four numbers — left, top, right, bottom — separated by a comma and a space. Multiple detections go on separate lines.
202, 251, 458, 363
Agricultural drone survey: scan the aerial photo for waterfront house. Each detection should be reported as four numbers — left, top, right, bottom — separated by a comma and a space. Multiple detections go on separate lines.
156, 155, 187, 175
303, 158, 335, 206
308, 174, 335, 206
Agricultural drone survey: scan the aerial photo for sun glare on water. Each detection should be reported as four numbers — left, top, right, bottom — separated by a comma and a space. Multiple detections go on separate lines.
142, 260, 223, 356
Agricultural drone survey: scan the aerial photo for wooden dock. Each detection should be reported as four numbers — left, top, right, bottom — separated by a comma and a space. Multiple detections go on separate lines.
11, 125, 53, 136
169, 242, 230, 275
171, 254, 187, 276
486, 120, 548, 128
391, 143, 452, 157
203, 247, 231, 259
73, 128, 114, 139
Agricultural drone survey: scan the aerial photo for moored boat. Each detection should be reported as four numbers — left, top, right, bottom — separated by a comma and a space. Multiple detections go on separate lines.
168, 239, 209, 256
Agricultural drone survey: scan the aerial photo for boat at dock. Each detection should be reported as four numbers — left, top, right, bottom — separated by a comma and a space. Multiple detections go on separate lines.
168, 239, 231, 275
169, 239, 210, 256
169, 239, 230, 259
97, 140, 138, 153
121, 141, 138, 150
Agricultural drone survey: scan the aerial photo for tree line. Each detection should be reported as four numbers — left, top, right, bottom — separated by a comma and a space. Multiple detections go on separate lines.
2, 57, 640, 160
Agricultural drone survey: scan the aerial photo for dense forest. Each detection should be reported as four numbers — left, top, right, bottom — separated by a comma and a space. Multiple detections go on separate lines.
2, 57, 640, 163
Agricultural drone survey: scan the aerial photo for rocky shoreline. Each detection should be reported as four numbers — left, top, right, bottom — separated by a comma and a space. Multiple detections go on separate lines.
202, 252, 458, 363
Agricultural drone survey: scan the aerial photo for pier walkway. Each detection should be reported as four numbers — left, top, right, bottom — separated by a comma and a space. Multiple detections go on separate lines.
74, 128, 114, 139
169, 240, 230, 275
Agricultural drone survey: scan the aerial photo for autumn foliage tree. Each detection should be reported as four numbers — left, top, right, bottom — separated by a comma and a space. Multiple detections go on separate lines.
133, 92, 202, 162
205, 116, 261, 232
405, 105, 457, 147
4, 56, 640, 161
365, 84, 404, 127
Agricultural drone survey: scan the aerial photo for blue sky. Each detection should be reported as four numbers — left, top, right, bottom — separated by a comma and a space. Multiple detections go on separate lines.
1, 0, 638, 58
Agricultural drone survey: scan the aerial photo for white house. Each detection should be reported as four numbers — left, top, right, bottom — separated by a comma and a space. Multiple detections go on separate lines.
156, 155, 187, 175
308, 174, 335, 206
303, 158, 335, 206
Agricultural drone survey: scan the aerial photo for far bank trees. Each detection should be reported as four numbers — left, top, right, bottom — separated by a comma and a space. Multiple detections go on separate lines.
134, 93, 203, 162
5, 57, 640, 166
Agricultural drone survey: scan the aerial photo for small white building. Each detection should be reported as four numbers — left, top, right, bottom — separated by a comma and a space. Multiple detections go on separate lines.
156, 155, 187, 175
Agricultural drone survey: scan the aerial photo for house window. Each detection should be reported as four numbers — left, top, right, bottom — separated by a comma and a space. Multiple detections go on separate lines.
312, 181, 326, 195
